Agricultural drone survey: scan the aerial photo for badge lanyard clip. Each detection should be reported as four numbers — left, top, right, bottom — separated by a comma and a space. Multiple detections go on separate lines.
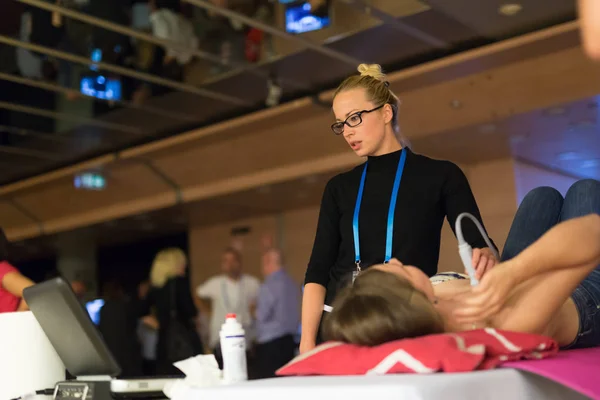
352, 261, 361, 284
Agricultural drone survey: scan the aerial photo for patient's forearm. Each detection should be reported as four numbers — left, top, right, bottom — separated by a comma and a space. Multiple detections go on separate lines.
17, 299, 29, 311
510, 214, 600, 283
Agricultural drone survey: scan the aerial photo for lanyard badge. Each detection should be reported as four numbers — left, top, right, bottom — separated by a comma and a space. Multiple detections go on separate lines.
352, 262, 361, 284
352, 149, 407, 284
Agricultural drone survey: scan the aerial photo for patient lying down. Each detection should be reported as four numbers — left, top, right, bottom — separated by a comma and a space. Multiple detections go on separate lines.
323, 214, 600, 350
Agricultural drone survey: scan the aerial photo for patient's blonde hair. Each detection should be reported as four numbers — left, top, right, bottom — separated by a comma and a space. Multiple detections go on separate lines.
333, 63, 409, 147
150, 247, 187, 288
323, 269, 444, 346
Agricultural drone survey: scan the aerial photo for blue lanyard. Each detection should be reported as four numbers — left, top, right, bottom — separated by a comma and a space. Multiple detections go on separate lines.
353, 149, 407, 276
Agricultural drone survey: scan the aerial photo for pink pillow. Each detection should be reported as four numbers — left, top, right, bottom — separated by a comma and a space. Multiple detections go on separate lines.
277, 329, 558, 376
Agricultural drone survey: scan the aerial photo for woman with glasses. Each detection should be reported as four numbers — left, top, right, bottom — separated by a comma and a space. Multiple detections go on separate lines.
300, 64, 496, 354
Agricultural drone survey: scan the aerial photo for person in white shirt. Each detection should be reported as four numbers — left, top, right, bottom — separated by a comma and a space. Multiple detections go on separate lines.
196, 247, 260, 367
149, 0, 199, 66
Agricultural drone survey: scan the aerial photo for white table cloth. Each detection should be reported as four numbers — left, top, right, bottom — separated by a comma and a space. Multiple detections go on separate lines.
174, 369, 588, 400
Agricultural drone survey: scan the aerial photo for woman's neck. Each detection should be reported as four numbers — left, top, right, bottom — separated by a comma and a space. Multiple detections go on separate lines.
370, 133, 402, 157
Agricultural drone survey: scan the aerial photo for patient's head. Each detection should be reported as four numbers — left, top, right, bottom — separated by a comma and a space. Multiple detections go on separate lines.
373, 258, 436, 300
323, 263, 444, 346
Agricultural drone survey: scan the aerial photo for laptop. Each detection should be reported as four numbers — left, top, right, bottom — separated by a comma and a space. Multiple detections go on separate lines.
23, 278, 180, 398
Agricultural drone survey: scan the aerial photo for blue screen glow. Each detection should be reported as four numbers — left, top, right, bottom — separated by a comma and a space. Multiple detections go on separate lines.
86, 299, 105, 325
285, 2, 330, 34
80, 75, 122, 101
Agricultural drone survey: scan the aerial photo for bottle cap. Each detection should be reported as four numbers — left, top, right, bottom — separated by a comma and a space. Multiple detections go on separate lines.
226, 313, 237, 319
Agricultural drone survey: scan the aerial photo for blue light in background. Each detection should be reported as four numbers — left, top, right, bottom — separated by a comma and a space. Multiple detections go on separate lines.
285, 1, 330, 34
74, 173, 106, 190
86, 299, 105, 325
80, 76, 122, 101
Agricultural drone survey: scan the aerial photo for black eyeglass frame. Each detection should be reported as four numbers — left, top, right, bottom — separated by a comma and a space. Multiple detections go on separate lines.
330, 104, 385, 135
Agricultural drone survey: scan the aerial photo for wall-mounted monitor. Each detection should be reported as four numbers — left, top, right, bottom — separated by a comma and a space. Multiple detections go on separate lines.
80, 74, 122, 101
285, 1, 331, 34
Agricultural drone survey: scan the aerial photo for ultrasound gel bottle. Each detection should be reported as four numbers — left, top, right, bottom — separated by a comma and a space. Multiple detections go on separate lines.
220, 313, 248, 383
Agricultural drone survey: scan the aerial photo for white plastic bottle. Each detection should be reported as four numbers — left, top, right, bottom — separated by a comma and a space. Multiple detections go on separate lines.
219, 313, 248, 384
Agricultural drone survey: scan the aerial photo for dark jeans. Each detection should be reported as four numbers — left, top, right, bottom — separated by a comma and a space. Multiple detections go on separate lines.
501, 179, 600, 349
255, 334, 296, 379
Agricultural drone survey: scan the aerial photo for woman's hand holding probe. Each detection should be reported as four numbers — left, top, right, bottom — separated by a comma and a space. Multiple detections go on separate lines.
472, 247, 498, 280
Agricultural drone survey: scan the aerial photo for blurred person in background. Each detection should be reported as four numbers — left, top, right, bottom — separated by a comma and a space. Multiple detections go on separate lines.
0, 227, 35, 313
132, 0, 199, 103
204, 0, 249, 74
70, 279, 88, 302
149, 0, 198, 76
146, 248, 203, 374
137, 280, 159, 375
98, 280, 143, 377
17, 6, 61, 81
254, 248, 300, 378
196, 247, 260, 369
84, 0, 132, 64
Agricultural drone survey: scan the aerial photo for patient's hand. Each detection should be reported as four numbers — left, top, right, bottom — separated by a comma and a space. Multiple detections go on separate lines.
472, 247, 498, 280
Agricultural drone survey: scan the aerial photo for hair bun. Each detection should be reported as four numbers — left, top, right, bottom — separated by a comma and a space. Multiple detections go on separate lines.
357, 63, 387, 82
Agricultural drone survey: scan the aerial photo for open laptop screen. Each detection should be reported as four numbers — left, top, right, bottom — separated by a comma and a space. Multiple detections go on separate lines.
23, 278, 121, 378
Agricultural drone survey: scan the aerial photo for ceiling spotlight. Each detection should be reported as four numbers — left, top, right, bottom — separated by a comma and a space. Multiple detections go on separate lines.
499, 3, 523, 16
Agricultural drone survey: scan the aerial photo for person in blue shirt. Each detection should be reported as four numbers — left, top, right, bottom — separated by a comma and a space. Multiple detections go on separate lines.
255, 248, 301, 378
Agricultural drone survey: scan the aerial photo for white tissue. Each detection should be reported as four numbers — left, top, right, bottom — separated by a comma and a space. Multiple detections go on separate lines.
163, 355, 223, 398
0, 312, 65, 400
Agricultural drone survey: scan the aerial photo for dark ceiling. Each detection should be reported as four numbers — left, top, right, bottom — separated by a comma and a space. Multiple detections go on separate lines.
0, 0, 577, 186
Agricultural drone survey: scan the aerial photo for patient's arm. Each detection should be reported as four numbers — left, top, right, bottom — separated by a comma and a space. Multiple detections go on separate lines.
2, 271, 35, 311
456, 214, 600, 337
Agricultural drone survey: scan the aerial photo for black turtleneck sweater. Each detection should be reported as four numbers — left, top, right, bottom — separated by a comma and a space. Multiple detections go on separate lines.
305, 148, 496, 306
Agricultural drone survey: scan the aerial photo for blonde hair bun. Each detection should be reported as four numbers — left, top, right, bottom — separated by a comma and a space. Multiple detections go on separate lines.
357, 63, 386, 82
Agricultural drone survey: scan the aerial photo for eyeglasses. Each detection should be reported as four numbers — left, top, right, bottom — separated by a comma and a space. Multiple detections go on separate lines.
330, 104, 385, 135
